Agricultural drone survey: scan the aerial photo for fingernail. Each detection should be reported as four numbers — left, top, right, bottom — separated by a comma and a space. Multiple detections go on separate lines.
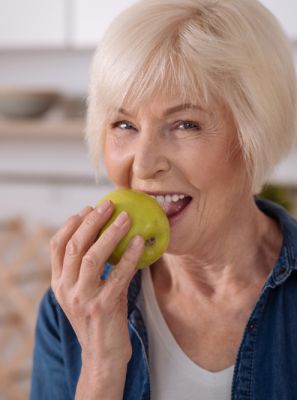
79, 206, 92, 216
114, 211, 129, 226
128, 236, 144, 249
96, 199, 111, 214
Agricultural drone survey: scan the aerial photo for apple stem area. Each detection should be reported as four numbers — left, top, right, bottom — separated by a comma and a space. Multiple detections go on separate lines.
145, 237, 156, 247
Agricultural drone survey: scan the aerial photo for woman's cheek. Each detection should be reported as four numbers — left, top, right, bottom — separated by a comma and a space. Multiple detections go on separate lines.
104, 138, 133, 187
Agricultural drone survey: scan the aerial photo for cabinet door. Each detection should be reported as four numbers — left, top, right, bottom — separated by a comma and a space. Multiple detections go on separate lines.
0, 0, 65, 48
73, 0, 136, 48
260, 0, 297, 40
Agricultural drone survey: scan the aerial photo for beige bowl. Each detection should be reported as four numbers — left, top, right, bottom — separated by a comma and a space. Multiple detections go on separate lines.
0, 88, 60, 119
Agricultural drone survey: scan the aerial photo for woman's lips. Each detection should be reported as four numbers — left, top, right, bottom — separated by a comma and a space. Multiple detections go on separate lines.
165, 197, 192, 225
139, 190, 192, 224
163, 196, 192, 217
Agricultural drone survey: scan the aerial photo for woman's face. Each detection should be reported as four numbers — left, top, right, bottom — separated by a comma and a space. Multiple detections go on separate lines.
103, 94, 249, 255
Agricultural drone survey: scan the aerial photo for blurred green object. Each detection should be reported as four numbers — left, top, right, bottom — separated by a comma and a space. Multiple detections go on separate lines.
258, 184, 293, 212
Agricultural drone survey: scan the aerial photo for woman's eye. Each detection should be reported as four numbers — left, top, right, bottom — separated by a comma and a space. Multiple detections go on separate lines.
111, 120, 136, 130
176, 121, 201, 130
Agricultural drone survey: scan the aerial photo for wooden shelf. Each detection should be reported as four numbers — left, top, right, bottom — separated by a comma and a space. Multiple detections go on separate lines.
0, 117, 85, 140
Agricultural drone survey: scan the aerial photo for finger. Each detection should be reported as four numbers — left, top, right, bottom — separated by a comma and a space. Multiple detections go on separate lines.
77, 211, 132, 293
102, 235, 145, 301
61, 200, 114, 287
51, 206, 93, 282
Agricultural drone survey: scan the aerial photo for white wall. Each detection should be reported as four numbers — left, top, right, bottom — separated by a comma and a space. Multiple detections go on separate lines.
0, 49, 93, 95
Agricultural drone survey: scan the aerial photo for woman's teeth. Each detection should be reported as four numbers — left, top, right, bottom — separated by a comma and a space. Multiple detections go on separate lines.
150, 194, 187, 204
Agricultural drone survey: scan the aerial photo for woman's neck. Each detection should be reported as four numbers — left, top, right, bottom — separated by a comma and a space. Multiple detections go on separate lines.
151, 201, 282, 302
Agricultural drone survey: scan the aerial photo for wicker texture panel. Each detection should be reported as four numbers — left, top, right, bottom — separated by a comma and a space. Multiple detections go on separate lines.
0, 217, 53, 400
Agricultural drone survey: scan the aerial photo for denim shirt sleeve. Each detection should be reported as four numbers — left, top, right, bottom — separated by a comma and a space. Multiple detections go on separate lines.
30, 268, 150, 400
30, 289, 73, 400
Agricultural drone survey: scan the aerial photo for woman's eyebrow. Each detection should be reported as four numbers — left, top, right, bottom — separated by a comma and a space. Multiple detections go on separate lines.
117, 108, 133, 117
117, 103, 204, 117
162, 103, 204, 116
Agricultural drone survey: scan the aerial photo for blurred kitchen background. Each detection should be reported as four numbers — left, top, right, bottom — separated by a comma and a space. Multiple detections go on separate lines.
0, 1, 297, 399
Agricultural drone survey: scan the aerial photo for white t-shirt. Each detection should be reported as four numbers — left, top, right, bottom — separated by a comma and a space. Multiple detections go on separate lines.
135, 267, 234, 400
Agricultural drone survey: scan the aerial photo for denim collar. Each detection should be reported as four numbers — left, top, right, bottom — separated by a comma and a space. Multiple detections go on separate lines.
255, 198, 297, 286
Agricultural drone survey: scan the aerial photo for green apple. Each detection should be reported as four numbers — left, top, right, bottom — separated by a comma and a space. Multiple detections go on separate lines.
96, 188, 170, 269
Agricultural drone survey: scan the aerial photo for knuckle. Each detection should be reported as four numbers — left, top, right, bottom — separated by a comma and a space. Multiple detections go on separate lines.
69, 294, 104, 319
64, 214, 80, 229
82, 253, 97, 269
111, 268, 124, 286
54, 286, 82, 315
84, 212, 99, 227
50, 214, 81, 251
68, 214, 80, 224
121, 250, 137, 265
66, 237, 82, 257
86, 299, 103, 316
100, 223, 127, 246
98, 229, 114, 247
50, 235, 60, 251
70, 293, 81, 309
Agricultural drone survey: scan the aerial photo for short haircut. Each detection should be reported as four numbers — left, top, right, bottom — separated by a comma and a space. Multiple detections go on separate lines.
86, 0, 297, 193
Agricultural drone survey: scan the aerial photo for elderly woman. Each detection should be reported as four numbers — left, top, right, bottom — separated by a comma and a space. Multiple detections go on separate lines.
30, 0, 297, 399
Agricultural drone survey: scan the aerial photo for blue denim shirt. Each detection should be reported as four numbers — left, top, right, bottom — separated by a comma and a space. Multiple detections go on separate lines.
30, 199, 297, 400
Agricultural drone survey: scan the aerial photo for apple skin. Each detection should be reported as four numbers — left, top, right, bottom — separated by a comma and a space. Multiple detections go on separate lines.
96, 188, 170, 269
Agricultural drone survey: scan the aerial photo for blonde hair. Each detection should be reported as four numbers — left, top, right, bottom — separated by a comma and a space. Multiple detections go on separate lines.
86, 0, 297, 193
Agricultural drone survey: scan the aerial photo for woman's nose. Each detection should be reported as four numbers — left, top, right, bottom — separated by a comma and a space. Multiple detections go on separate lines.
132, 134, 171, 180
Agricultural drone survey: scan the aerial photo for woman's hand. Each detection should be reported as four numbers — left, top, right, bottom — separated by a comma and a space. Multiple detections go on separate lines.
50, 200, 144, 399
